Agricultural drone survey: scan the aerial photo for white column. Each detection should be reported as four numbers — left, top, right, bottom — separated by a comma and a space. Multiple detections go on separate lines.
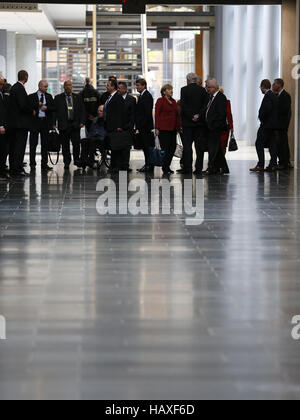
141, 14, 148, 79
16, 34, 37, 94
221, 6, 235, 98
233, 6, 247, 141
202, 30, 210, 81
6, 32, 16, 84
246, 6, 264, 145
263, 6, 281, 80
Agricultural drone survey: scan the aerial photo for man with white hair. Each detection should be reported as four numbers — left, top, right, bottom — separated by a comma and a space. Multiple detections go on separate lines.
178, 73, 209, 175
28, 80, 56, 171
204, 78, 229, 175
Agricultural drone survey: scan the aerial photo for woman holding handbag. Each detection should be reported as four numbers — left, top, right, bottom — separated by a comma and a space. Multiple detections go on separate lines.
155, 84, 181, 176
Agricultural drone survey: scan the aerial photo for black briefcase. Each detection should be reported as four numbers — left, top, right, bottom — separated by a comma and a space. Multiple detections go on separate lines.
48, 130, 61, 153
47, 130, 61, 165
109, 130, 133, 151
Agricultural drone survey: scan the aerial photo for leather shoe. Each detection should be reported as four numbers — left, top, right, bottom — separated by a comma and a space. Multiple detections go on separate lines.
265, 166, 277, 173
177, 169, 192, 175
193, 170, 203, 175
250, 166, 264, 172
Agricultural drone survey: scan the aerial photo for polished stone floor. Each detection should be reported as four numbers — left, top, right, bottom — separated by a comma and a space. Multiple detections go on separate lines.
0, 154, 300, 400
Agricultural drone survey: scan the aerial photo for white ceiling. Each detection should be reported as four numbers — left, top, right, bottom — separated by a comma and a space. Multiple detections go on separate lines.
0, 4, 87, 39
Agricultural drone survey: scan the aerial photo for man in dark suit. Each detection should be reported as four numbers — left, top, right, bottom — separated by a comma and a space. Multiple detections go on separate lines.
250, 79, 279, 172
205, 79, 229, 175
80, 77, 101, 133
100, 76, 118, 105
54, 80, 85, 169
272, 78, 293, 170
7, 70, 34, 177
104, 79, 126, 173
178, 73, 209, 175
135, 78, 155, 173
0, 77, 10, 180
118, 81, 136, 171
29, 80, 55, 172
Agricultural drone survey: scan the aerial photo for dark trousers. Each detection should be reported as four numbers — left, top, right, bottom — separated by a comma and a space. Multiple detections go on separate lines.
9, 128, 28, 173
255, 126, 277, 168
140, 129, 154, 167
60, 125, 81, 165
111, 148, 131, 170
182, 126, 204, 172
0, 132, 9, 173
29, 118, 49, 168
277, 129, 291, 167
158, 130, 177, 172
208, 129, 229, 173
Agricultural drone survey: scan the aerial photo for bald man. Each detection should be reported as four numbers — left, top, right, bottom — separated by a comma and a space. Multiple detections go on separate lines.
28, 80, 56, 171
54, 81, 85, 169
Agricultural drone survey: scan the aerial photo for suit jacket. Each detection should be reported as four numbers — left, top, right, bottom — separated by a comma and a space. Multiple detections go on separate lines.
105, 92, 126, 132
54, 92, 85, 131
124, 94, 136, 131
29, 91, 56, 131
135, 90, 154, 131
206, 91, 228, 132
259, 90, 280, 130
180, 83, 209, 127
7, 82, 33, 130
155, 97, 181, 131
0, 93, 8, 128
278, 90, 292, 131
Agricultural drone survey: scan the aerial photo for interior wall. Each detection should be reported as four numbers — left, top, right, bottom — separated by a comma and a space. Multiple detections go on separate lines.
215, 5, 281, 145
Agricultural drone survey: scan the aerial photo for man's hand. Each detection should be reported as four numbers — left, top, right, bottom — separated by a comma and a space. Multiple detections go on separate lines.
155, 129, 160, 137
0, 127, 6, 135
80, 124, 85, 128
117, 128, 123, 132
41, 105, 47, 111
33, 110, 37, 117
192, 114, 200, 122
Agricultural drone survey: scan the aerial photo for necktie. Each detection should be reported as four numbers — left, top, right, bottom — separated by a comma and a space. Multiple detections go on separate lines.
67, 95, 74, 121
206, 95, 214, 119
40, 94, 45, 105
104, 95, 111, 121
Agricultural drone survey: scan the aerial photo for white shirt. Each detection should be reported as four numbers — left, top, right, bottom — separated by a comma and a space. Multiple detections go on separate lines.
38, 91, 46, 118
278, 89, 284, 96
123, 93, 127, 100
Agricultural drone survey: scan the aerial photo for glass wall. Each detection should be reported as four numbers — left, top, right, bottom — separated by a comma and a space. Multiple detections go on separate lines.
147, 30, 198, 102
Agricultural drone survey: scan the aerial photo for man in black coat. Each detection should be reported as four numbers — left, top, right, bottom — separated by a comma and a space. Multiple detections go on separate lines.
80, 77, 101, 133
104, 79, 127, 172
54, 80, 85, 169
135, 78, 155, 173
7, 70, 34, 177
118, 81, 136, 171
250, 79, 279, 172
205, 79, 229, 175
0, 77, 10, 179
179, 73, 209, 175
29, 80, 56, 171
100, 76, 118, 105
272, 78, 292, 170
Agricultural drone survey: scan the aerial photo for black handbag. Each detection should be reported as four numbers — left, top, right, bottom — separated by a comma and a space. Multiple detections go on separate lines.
47, 130, 61, 165
108, 130, 133, 151
228, 132, 238, 152
149, 147, 166, 167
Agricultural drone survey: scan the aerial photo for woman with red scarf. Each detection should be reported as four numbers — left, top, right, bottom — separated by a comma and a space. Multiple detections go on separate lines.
220, 87, 234, 155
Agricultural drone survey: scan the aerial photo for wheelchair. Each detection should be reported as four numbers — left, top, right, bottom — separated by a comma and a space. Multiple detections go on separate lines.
80, 137, 111, 171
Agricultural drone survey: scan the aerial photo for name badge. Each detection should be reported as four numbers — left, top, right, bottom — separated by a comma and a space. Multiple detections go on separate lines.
68, 106, 73, 111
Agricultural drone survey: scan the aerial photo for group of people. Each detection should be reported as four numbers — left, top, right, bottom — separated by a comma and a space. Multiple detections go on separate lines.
250, 78, 293, 172
0, 69, 293, 181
